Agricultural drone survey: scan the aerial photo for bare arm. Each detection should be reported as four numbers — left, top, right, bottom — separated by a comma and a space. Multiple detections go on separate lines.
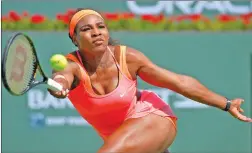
126, 47, 245, 114
127, 47, 251, 122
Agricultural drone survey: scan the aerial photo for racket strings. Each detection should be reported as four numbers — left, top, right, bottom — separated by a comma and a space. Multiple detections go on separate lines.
5, 35, 37, 94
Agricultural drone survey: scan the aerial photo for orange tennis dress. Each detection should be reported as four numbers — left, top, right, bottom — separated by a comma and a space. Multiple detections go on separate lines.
66, 46, 177, 140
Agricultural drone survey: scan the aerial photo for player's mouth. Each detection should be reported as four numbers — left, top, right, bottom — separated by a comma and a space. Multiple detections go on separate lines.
93, 38, 104, 45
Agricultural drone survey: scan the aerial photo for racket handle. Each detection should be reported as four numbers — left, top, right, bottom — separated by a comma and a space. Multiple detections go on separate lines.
47, 78, 63, 91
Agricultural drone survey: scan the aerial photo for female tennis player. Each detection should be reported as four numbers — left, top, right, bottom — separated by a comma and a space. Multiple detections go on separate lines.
48, 8, 252, 153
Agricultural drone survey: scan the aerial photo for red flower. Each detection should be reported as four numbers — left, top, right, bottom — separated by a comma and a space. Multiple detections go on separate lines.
168, 16, 176, 22
141, 14, 164, 24
66, 9, 76, 18
151, 18, 161, 24
104, 13, 119, 20
56, 13, 64, 20
9, 11, 21, 21
189, 14, 201, 22
243, 19, 250, 25
188, 14, 210, 23
240, 13, 252, 25
217, 14, 237, 22
141, 14, 154, 21
240, 12, 252, 20
201, 16, 210, 23
56, 13, 70, 24
22, 11, 29, 17
63, 16, 70, 24
1, 15, 9, 22
158, 14, 164, 20
175, 15, 189, 22
153, 14, 164, 24
31, 14, 45, 24
121, 12, 135, 19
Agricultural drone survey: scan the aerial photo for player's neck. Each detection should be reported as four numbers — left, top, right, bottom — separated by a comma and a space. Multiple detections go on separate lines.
79, 47, 113, 73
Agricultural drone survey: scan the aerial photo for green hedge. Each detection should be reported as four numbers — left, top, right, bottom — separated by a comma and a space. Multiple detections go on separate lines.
2, 10, 252, 31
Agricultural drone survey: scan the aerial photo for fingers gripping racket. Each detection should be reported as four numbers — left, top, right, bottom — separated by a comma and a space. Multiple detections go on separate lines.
1, 32, 63, 96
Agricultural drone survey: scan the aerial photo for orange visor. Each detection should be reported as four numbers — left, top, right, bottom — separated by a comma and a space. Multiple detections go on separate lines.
69, 9, 104, 38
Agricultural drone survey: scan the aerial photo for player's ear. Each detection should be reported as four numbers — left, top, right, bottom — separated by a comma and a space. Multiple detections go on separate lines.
69, 33, 78, 47
72, 35, 78, 47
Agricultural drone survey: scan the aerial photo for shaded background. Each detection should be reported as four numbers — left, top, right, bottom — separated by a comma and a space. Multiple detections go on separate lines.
2, 1, 252, 153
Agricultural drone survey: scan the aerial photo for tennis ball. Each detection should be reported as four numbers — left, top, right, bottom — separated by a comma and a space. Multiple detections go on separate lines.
50, 54, 68, 71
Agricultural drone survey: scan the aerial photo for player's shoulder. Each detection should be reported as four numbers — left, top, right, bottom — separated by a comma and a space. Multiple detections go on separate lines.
118, 45, 146, 63
115, 45, 142, 56
64, 51, 78, 60
64, 51, 81, 68
65, 50, 77, 57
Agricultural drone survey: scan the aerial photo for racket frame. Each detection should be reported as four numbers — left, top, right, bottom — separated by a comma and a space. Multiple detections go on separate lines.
2, 32, 55, 96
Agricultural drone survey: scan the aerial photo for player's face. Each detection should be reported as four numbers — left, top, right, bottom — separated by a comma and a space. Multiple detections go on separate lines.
74, 14, 109, 53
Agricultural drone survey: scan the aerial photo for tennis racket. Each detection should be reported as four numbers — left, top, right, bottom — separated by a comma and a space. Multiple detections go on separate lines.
1, 32, 63, 96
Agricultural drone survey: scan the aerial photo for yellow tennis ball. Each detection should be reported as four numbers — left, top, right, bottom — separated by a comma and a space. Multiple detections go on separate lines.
50, 54, 68, 71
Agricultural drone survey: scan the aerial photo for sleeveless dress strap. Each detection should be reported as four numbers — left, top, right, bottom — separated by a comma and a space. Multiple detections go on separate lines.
65, 53, 80, 64
106, 46, 123, 80
65, 52, 94, 93
119, 46, 133, 80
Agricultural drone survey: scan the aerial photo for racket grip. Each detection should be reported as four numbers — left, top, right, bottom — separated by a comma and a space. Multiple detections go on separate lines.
47, 78, 63, 91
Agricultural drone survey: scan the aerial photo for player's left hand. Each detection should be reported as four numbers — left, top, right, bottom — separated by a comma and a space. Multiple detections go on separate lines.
228, 98, 252, 122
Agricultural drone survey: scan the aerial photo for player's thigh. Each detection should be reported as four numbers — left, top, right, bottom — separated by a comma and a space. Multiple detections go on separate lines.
97, 113, 177, 153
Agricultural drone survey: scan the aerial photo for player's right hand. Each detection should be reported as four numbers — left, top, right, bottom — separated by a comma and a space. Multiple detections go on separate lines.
48, 88, 69, 99
47, 76, 70, 99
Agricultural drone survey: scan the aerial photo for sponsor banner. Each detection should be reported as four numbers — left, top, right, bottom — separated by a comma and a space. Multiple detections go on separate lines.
126, 1, 252, 15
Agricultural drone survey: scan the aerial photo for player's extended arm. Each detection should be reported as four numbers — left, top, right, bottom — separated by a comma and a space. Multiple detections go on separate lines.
48, 60, 78, 98
126, 47, 251, 122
